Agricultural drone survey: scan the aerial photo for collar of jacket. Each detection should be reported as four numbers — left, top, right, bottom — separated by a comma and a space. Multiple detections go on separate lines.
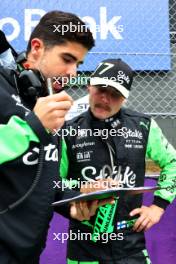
86, 108, 122, 130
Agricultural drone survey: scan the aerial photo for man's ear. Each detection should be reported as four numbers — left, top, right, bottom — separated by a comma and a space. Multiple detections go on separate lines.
30, 38, 44, 58
122, 98, 127, 106
87, 85, 91, 92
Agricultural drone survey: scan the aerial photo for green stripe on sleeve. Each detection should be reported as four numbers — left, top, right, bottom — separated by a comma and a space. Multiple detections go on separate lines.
146, 119, 176, 203
0, 115, 39, 164
60, 139, 79, 188
60, 139, 69, 178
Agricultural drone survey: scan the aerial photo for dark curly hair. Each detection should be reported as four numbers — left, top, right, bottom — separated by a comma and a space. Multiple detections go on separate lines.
27, 10, 95, 54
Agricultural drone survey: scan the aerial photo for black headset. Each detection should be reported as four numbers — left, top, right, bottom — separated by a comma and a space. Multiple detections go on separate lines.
15, 52, 48, 104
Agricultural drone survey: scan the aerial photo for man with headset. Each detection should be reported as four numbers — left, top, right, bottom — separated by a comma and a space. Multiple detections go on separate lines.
0, 11, 113, 264
61, 58, 176, 264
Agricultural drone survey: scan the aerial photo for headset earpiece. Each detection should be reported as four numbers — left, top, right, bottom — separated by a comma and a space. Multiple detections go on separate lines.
15, 51, 48, 102
17, 69, 47, 102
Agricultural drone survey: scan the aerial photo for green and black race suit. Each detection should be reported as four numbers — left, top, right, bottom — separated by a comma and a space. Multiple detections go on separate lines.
0, 66, 73, 263
61, 108, 176, 262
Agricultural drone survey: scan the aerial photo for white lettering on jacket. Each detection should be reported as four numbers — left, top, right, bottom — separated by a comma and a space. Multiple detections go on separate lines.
82, 165, 136, 187
23, 144, 58, 165
116, 127, 143, 139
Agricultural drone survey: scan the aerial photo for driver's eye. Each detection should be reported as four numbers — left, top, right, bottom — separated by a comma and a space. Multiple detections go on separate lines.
62, 55, 75, 64
63, 57, 72, 63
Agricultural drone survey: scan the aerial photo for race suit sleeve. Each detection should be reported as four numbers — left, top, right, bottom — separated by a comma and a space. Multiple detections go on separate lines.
60, 138, 80, 189
55, 139, 81, 218
0, 115, 39, 164
146, 118, 176, 209
0, 111, 53, 165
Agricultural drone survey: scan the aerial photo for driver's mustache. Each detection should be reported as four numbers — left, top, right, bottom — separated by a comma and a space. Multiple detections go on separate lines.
95, 103, 111, 111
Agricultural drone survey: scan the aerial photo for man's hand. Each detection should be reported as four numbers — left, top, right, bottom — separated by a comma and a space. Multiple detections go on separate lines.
70, 178, 117, 221
70, 198, 115, 221
33, 91, 73, 131
130, 205, 164, 232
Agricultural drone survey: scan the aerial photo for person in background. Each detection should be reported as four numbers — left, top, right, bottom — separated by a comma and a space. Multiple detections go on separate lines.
61, 58, 176, 264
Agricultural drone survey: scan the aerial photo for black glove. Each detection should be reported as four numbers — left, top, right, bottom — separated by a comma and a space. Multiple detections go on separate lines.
0, 30, 10, 54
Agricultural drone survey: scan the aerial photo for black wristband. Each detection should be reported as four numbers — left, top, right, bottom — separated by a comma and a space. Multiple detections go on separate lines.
153, 196, 170, 210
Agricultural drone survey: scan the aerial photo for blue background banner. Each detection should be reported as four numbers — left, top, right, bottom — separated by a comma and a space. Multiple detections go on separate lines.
0, 0, 171, 70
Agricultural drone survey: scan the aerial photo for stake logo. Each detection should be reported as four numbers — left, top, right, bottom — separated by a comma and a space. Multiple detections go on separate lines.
23, 144, 58, 165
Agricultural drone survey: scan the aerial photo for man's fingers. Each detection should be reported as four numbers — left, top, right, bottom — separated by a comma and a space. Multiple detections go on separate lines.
49, 110, 69, 118
133, 214, 146, 231
98, 198, 115, 207
88, 200, 98, 216
34, 92, 73, 131
79, 201, 91, 220
47, 91, 73, 103
134, 217, 150, 232
130, 205, 164, 232
48, 101, 72, 111
145, 222, 153, 231
130, 208, 142, 217
70, 197, 116, 222
137, 219, 150, 232
70, 202, 87, 221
